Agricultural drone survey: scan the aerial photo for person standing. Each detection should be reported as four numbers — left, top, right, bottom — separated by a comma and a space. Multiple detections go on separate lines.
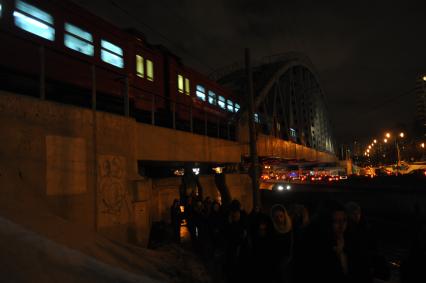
270, 204, 294, 283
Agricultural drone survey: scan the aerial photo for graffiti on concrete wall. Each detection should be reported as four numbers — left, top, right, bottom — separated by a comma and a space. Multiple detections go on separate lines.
98, 155, 129, 226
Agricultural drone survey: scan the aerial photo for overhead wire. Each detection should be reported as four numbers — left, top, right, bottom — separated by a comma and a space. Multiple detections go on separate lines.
108, 0, 216, 72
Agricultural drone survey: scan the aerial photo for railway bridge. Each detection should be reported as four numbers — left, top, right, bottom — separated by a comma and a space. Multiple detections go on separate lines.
0, 53, 337, 245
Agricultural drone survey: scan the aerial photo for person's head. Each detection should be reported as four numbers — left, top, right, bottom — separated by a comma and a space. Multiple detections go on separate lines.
194, 200, 203, 213
230, 208, 241, 223
252, 205, 261, 214
273, 208, 287, 225
271, 204, 292, 233
204, 196, 212, 204
258, 222, 268, 237
212, 201, 221, 213
345, 202, 362, 224
172, 199, 180, 207
230, 199, 241, 211
271, 205, 288, 225
256, 214, 270, 237
289, 204, 309, 229
319, 200, 347, 238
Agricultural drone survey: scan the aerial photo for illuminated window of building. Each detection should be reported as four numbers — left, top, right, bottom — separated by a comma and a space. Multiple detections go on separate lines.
64, 23, 93, 56
14, 0, 55, 41
290, 128, 296, 137
146, 59, 154, 81
0, 3, 2, 17
218, 96, 226, 109
100, 39, 123, 68
208, 90, 217, 105
185, 78, 190, 95
227, 99, 234, 112
178, 74, 184, 93
235, 103, 240, 112
196, 85, 206, 101
136, 55, 144, 78
254, 113, 260, 123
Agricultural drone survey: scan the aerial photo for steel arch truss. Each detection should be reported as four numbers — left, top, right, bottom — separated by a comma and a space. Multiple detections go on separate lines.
253, 61, 334, 153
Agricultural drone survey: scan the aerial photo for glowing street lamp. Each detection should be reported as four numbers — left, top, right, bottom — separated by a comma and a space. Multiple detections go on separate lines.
423, 75, 426, 81
399, 132, 405, 138
421, 142, 425, 148
373, 139, 377, 144
367, 149, 370, 153
385, 133, 391, 138
384, 138, 388, 143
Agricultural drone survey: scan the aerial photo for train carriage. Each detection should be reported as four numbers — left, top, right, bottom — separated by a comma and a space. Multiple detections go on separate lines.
0, 0, 240, 139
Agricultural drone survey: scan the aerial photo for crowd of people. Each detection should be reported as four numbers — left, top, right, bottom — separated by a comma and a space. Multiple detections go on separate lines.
169, 196, 404, 283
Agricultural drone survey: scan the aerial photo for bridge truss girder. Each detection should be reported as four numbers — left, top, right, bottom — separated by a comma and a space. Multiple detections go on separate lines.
253, 61, 335, 153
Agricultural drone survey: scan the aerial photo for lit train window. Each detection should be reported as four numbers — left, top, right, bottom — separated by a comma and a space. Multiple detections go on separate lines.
14, 0, 55, 41
227, 99, 234, 112
218, 96, 226, 109
136, 55, 144, 78
178, 74, 184, 93
208, 90, 217, 105
146, 59, 154, 81
185, 78, 190, 95
0, 3, 2, 18
235, 103, 240, 112
101, 39, 123, 68
254, 113, 260, 123
196, 85, 206, 101
64, 23, 93, 56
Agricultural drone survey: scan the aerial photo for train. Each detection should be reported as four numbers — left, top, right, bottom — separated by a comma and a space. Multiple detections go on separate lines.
0, 0, 241, 138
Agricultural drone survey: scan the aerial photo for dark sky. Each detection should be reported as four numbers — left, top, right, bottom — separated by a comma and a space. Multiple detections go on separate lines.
71, 0, 426, 145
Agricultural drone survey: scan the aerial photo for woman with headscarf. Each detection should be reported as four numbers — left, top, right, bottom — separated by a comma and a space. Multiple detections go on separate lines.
270, 204, 294, 283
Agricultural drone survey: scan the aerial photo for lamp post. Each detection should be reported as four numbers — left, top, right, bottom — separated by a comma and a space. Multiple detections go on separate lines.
384, 132, 405, 175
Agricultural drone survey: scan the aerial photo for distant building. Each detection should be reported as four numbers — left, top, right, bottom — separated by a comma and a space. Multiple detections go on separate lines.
339, 144, 351, 160
414, 75, 426, 140
352, 140, 362, 157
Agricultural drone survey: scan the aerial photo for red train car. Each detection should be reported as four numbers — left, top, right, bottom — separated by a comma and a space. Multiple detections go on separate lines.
0, 0, 137, 109
167, 54, 240, 123
0, 0, 240, 137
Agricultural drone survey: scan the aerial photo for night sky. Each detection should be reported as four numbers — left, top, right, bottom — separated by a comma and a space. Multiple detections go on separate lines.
71, 0, 426, 145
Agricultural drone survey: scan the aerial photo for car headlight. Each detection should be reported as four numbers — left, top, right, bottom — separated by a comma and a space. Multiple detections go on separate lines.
286, 185, 291, 190
277, 185, 284, 191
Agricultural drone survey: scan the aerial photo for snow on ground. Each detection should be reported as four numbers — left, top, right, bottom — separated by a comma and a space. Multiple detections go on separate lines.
0, 194, 211, 283
0, 216, 160, 283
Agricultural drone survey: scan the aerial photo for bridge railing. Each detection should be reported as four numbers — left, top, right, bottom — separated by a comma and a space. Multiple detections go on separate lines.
0, 31, 237, 141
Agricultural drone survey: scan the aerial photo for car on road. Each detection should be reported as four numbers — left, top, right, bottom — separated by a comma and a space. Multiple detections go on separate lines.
272, 183, 292, 192
310, 176, 323, 182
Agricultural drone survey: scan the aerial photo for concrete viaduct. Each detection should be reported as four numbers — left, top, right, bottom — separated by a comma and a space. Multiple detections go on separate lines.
0, 54, 337, 246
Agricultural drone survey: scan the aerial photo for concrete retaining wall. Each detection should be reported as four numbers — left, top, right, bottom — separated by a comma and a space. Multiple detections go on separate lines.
0, 91, 335, 246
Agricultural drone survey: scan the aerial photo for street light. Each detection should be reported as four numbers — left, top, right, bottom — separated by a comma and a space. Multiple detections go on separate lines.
384, 132, 405, 175
374, 139, 377, 144
421, 142, 425, 148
